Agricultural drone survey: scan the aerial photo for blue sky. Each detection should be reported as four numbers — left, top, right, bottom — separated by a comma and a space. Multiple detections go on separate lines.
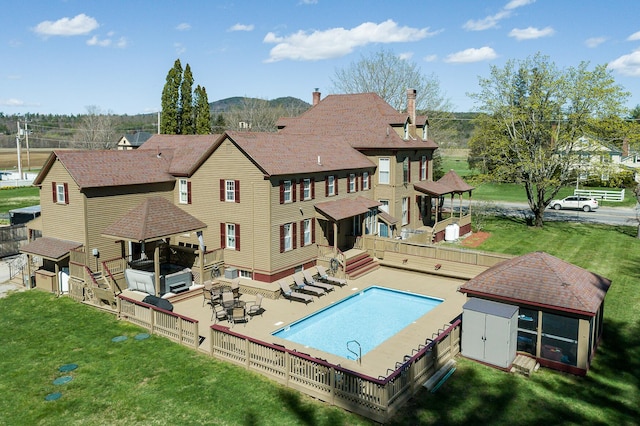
1, 0, 639, 116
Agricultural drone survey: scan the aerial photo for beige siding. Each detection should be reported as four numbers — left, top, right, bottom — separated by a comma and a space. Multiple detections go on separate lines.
180, 137, 270, 275
39, 162, 87, 246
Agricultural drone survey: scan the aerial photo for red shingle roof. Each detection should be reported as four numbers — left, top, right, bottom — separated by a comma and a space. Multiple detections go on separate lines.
277, 93, 438, 150
437, 170, 474, 192
226, 131, 374, 176
20, 237, 82, 260
102, 197, 206, 242
314, 196, 381, 221
459, 251, 611, 316
138, 134, 220, 176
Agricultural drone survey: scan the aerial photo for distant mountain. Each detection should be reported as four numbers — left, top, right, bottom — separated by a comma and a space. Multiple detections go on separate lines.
209, 96, 310, 112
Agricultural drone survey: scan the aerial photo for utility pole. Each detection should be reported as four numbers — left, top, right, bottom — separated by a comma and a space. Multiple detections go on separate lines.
25, 119, 30, 171
15, 120, 22, 179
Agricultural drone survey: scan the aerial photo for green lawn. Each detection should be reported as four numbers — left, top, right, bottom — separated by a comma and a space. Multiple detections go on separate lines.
0, 186, 39, 214
2, 218, 639, 425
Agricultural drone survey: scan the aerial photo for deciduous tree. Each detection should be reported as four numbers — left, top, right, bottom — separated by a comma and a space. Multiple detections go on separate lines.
468, 53, 629, 227
74, 105, 116, 149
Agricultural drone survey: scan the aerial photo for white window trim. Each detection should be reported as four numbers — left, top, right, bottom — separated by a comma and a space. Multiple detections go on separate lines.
349, 173, 356, 192
283, 180, 292, 203
56, 184, 66, 204
363, 172, 369, 190
402, 197, 409, 225
379, 158, 390, 185
179, 179, 189, 204
225, 180, 235, 202
421, 156, 427, 180
303, 219, 311, 246
303, 178, 311, 200
226, 223, 236, 249
328, 176, 335, 196
283, 223, 292, 251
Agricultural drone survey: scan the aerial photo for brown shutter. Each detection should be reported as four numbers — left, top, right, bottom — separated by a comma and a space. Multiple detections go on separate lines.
187, 181, 192, 204
312, 218, 316, 243
347, 176, 351, 193
234, 180, 240, 203
292, 222, 297, 249
360, 174, 363, 190
407, 201, 411, 225
299, 179, 304, 200
235, 223, 240, 251
335, 176, 338, 195
280, 181, 284, 204
63, 183, 69, 204
356, 175, 359, 192
279, 225, 285, 253
416, 195, 422, 220
52, 182, 57, 203
311, 179, 315, 199
220, 223, 226, 248
325, 177, 328, 197
367, 173, 371, 189
292, 181, 296, 202
300, 220, 305, 247
219, 179, 225, 201
408, 160, 411, 183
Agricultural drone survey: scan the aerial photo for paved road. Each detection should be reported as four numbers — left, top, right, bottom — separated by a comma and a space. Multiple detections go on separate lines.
444, 200, 638, 226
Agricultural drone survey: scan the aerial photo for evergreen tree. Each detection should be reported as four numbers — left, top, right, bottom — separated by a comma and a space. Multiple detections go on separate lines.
212, 113, 226, 134
160, 59, 182, 134
194, 85, 211, 134
180, 64, 194, 134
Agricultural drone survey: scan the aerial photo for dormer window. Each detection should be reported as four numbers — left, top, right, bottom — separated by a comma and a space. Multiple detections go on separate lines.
404, 120, 409, 140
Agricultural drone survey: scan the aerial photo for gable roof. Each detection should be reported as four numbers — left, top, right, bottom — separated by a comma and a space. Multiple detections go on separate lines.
34, 150, 176, 189
224, 131, 374, 176
20, 236, 83, 261
459, 251, 611, 316
138, 134, 220, 176
101, 197, 206, 242
314, 196, 381, 221
277, 93, 438, 150
119, 131, 152, 147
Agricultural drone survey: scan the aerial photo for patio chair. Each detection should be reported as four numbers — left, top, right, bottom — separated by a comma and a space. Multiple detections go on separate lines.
230, 306, 248, 326
230, 278, 241, 299
292, 273, 325, 297
202, 287, 212, 307
247, 294, 264, 318
211, 304, 228, 323
315, 265, 347, 287
302, 269, 334, 292
221, 291, 235, 309
278, 280, 313, 304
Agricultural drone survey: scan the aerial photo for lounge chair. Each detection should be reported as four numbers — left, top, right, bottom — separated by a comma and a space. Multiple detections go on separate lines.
315, 265, 347, 287
247, 294, 264, 318
302, 269, 334, 292
278, 280, 313, 304
292, 273, 325, 297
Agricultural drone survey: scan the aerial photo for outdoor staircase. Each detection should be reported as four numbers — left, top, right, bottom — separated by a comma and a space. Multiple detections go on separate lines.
511, 354, 538, 376
345, 251, 379, 280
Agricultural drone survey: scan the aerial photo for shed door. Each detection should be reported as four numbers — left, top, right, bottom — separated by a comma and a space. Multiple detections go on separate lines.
484, 314, 508, 367
462, 310, 487, 361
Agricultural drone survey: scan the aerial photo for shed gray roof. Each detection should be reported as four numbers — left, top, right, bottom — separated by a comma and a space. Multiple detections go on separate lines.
463, 297, 518, 319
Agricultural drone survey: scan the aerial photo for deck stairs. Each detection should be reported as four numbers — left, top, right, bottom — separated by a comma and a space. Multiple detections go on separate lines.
344, 250, 379, 280
511, 354, 538, 376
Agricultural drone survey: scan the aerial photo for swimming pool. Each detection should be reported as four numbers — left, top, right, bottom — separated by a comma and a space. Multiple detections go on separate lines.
272, 286, 443, 359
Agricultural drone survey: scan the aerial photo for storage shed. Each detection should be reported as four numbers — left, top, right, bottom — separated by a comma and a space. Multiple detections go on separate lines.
459, 251, 611, 376
462, 298, 518, 369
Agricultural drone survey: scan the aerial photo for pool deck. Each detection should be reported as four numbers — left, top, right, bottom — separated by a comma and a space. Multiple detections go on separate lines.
158, 267, 468, 379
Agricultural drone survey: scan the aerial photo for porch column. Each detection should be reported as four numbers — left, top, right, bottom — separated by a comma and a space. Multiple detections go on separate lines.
26, 254, 32, 289
333, 221, 338, 255
154, 245, 160, 296
54, 263, 60, 297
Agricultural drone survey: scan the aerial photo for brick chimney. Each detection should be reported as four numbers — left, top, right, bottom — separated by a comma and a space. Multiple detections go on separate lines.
407, 88, 417, 124
312, 88, 321, 106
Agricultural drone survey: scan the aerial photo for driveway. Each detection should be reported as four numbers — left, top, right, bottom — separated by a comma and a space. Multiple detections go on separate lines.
0, 257, 25, 298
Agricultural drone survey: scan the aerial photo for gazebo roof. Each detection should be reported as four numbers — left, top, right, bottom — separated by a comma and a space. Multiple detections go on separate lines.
102, 197, 206, 242
459, 251, 611, 316
437, 170, 474, 192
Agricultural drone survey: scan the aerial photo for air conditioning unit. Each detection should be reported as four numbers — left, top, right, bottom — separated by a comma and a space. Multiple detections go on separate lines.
224, 267, 238, 279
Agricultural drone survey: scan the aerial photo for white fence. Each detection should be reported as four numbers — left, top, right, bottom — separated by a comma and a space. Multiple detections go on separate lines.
574, 189, 625, 202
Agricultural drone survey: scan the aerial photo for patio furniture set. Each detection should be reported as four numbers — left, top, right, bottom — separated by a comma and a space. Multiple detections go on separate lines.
203, 278, 263, 326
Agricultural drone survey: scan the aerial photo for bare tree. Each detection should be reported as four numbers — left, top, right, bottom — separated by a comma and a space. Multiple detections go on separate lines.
73, 106, 117, 149
224, 97, 286, 132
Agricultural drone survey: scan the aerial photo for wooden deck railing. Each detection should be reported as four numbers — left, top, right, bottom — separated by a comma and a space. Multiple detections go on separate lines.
208, 320, 461, 423
118, 295, 200, 349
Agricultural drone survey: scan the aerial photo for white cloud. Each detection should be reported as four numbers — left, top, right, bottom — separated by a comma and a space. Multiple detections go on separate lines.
264, 19, 438, 62
300, 0, 318, 4
398, 52, 414, 60
464, 0, 535, 31
33, 13, 99, 37
444, 47, 498, 63
86, 35, 111, 47
174, 42, 186, 55
509, 26, 555, 40
229, 23, 254, 32
585, 37, 606, 48
628, 31, 640, 41
1, 98, 26, 107
176, 23, 191, 31
116, 37, 128, 48
608, 49, 640, 77
423, 54, 438, 62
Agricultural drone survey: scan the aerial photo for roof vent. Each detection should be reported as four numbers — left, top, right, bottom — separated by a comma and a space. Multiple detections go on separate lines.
317, 155, 322, 166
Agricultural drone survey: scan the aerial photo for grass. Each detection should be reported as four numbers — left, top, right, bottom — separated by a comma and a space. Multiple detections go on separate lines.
0, 186, 40, 224
2, 219, 639, 425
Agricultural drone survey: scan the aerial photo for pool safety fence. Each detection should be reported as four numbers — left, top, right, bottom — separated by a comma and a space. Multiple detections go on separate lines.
209, 320, 461, 423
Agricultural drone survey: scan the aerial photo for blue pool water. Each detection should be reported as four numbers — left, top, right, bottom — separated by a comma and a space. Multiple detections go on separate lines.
272, 286, 443, 359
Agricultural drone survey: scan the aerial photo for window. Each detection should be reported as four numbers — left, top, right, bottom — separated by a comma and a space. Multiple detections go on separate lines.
280, 180, 297, 204
302, 218, 314, 246
541, 312, 579, 366
283, 180, 292, 203
422, 125, 428, 140
302, 178, 311, 200
239, 270, 252, 278
379, 199, 389, 213
379, 222, 389, 238
220, 223, 240, 250
219, 179, 240, 203
379, 158, 390, 184
352, 215, 362, 236
348, 174, 356, 193
362, 172, 369, 190
420, 156, 427, 180
517, 308, 538, 355
179, 179, 191, 204
280, 222, 297, 252
326, 175, 336, 196
403, 122, 409, 139
402, 157, 410, 184
402, 197, 409, 225
52, 182, 69, 205
364, 209, 377, 235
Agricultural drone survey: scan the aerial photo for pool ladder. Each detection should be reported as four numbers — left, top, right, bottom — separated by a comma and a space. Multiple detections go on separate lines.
347, 340, 361, 364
